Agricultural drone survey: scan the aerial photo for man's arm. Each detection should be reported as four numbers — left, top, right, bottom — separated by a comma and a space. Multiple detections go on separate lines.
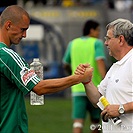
101, 102, 133, 118
83, 81, 101, 106
75, 63, 101, 106
124, 102, 133, 113
33, 67, 93, 95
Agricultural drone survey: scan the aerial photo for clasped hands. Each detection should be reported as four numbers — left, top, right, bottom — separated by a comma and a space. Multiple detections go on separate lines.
75, 64, 121, 121
75, 63, 93, 84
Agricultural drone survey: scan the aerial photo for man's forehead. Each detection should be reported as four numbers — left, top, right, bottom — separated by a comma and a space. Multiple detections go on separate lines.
106, 29, 113, 36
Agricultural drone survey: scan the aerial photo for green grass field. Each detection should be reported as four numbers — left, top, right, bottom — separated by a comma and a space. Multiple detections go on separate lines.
25, 97, 93, 133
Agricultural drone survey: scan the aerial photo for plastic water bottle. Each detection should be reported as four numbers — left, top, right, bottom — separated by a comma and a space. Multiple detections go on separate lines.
30, 58, 44, 105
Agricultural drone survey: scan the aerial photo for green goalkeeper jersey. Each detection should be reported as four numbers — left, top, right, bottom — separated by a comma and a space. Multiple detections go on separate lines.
0, 42, 40, 133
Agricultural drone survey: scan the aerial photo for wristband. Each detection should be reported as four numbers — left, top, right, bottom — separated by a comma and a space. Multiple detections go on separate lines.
82, 80, 91, 85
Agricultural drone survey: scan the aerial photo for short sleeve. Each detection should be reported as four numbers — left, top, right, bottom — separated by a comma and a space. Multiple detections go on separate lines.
95, 39, 106, 60
0, 47, 40, 95
62, 42, 72, 64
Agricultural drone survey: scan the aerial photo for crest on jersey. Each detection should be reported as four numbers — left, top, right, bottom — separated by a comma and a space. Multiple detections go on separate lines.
20, 67, 36, 85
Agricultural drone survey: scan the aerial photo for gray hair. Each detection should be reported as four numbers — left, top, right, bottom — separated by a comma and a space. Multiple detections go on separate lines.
106, 18, 133, 46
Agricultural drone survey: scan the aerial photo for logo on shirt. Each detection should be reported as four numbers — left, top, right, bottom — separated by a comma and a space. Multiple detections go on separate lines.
20, 67, 36, 85
115, 79, 119, 83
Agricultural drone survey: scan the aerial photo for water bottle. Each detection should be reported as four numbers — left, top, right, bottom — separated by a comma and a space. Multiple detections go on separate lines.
97, 96, 122, 125
30, 58, 44, 105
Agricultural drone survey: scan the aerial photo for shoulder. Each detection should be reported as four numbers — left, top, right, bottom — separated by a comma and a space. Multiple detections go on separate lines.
71, 37, 81, 42
95, 39, 104, 48
0, 47, 14, 57
95, 39, 104, 44
1, 47, 19, 59
67, 37, 81, 47
0, 47, 26, 67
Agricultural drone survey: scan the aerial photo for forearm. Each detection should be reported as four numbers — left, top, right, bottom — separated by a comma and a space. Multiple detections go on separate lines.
33, 75, 80, 95
101, 102, 133, 118
84, 81, 101, 106
124, 102, 133, 113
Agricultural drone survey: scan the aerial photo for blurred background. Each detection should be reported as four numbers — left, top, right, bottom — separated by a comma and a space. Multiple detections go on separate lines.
0, 0, 132, 132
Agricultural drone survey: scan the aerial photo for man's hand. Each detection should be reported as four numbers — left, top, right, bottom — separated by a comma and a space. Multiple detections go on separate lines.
101, 105, 120, 119
74, 63, 93, 83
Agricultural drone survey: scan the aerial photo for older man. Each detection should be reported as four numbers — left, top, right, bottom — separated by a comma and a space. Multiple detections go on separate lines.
76, 18, 133, 133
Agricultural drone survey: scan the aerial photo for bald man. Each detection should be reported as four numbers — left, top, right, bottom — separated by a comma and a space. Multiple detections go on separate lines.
0, 5, 93, 133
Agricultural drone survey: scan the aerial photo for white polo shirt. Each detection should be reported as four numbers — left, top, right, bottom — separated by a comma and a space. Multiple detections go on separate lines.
98, 48, 133, 133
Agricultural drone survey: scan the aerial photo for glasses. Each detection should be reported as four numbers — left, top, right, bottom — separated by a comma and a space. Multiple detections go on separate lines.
104, 36, 116, 41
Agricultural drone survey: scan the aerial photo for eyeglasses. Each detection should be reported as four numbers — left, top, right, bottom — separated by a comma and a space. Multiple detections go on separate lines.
104, 36, 116, 41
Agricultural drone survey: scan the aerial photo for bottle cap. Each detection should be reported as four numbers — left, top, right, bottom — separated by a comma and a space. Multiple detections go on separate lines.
33, 58, 39, 62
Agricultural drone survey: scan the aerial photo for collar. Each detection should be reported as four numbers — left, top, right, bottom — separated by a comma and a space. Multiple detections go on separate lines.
0, 42, 8, 49
115, 48, 133, 66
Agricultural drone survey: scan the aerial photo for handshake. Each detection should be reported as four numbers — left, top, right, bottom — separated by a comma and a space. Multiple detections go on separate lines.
74, 63, 93, 85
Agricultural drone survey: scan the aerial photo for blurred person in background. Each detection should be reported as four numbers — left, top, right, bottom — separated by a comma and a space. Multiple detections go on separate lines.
63, 20, 106, 133
0, 5, 92, 133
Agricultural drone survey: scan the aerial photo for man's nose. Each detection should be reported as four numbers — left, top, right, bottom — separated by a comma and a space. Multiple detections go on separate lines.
22, 31, 26, 38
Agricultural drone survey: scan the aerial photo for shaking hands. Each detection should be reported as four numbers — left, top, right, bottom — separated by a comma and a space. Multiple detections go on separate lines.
75, 63, 93, 84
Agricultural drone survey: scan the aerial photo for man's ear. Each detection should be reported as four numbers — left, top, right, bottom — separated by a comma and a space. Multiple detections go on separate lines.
5, 20, 11, 30
119, 35, 125, 46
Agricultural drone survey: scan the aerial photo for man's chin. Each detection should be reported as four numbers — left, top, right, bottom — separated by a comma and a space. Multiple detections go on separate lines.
107, 49, 111, 56
13, 43, 19, 45
109, 52, 112, 56
13, 41, 21, 45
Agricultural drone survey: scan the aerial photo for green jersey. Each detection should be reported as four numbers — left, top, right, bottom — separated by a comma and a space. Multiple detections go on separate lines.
0, 42, 40, 133
63, 37, 106, 96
